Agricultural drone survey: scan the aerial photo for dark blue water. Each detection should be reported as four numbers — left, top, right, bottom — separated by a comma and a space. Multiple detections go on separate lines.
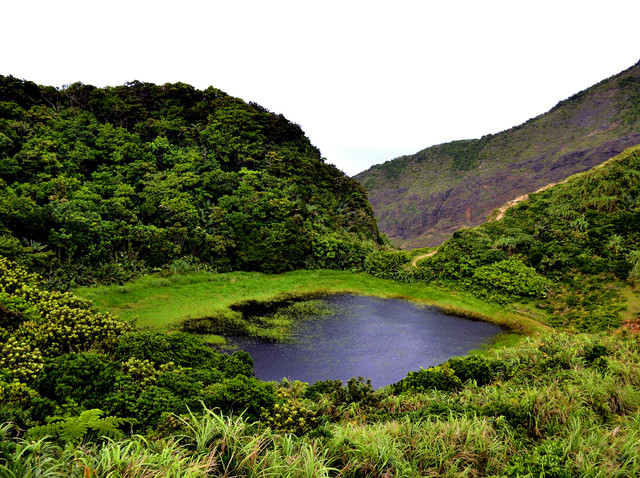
232, 295, 502, 389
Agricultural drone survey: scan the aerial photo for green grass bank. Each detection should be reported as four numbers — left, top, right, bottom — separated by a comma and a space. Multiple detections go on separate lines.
75, 269, 549, 346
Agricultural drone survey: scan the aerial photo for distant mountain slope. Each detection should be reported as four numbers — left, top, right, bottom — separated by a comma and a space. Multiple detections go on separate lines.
356, 61, 640, 248
0, 77, 380, 286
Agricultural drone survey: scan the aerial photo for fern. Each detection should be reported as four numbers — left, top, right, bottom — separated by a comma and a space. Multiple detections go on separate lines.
92, 415, 130, 440
28, 409, 130, 445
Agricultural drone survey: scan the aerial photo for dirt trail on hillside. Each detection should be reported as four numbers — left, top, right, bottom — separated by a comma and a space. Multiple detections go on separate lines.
491, 180, 569, 221
411, 178, 575, 264
411, 250, 436, 267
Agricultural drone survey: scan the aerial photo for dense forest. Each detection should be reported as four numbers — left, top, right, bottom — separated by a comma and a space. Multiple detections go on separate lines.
0, 76, 380, 287
2, 74, 640, 476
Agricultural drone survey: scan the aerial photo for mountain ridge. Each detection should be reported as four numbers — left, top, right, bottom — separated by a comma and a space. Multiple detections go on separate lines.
356, 60, 640, 248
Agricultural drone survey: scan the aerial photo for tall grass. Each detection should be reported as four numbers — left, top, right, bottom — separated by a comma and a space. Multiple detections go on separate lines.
0, 436, 65, 478
5, 342, 640, 477
64, 436, 213, 478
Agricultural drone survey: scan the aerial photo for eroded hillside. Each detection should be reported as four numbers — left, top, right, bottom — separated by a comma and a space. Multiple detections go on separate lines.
356, 61, 640, 248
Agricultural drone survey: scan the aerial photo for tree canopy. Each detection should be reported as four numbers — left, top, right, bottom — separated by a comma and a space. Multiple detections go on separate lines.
0, 76, 380, 286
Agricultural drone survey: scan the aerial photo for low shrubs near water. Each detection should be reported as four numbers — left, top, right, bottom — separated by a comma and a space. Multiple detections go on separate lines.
469, 257, 551, 303
3, 253, 640, 476
261, 388, 318, 436
392, 363, 463, 393
0, 257, 277, 432
2, 330, 640, 476
392, 356, 498, 394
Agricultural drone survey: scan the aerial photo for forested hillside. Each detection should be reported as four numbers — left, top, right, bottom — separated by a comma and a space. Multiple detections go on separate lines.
0, 76, 380, 287
411, 144, 640, 332
356, 61, 640, 248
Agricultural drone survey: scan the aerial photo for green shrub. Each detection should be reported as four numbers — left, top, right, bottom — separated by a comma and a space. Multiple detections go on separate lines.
418, 228, 507, 281
305, 379, 344, 400
0, 293, 38, 331
504, 440, 574, 477
393, 363, 462, 393
131, 386, 183, 430
311, 233, 373, 270
363, 250, 410, 280
0, 257, 130, 357
305, 376, 377, 407
34, 352, 118, 411
201, 375, 276, 421
32, 305, 130, 356
471, 257, 551, 303
112, 331, 226, 370
0, 379, 38, 407
447, 356, 494, 386
584, 344, 609, 363
481, 396, 533, 433
0, 337, 43, 383
156, 370, 208, 407
121, 357, 157, 386
342, 377, 377, 406
261, 388, 317, 436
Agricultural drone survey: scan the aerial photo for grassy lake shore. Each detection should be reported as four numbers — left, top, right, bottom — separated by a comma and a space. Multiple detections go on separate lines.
75, 269, 550, 347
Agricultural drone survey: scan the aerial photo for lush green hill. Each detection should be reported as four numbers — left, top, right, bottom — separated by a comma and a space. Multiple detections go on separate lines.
411, 144, 640, 332
0, 76, 381, 287
356, 61, 640, 248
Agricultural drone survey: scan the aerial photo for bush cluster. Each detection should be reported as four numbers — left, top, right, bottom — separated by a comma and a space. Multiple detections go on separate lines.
0, 256, 130, 357
0, 337, 43, 382
261, 388, 318, 436
305, 376, 378, 407
0, 256, 274, 431
469, 257, 551, 303
393, 355, 499, 394
393, 363, 463, 394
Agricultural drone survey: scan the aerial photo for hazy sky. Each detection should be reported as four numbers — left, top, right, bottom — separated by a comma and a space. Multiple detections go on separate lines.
2, 1, 639, 175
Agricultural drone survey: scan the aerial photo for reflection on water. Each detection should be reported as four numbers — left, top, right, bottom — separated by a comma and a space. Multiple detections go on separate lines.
231, 295, 502, 389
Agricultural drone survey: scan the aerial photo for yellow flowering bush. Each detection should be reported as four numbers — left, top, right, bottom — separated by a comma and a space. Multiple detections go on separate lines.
260, 388, 317, 436
0, 256, 130, 358
0, 336, 43, 382
122, 357, 157, 386
0, 378, 39, 405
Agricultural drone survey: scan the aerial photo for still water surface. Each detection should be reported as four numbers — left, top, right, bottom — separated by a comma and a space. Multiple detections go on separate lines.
232, 294, 502, 389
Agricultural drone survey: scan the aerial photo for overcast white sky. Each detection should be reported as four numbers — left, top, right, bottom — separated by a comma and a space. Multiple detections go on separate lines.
2, 1, 639, 175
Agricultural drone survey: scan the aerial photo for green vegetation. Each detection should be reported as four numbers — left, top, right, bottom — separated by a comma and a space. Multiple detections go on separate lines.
0, 75, 380, 288
3, 327, 640, 476
75, 268, 545, 341
3, 70, 640, 476
416, 139, 485, 171
0, 257, 277, 435
414, 145, 640, 332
